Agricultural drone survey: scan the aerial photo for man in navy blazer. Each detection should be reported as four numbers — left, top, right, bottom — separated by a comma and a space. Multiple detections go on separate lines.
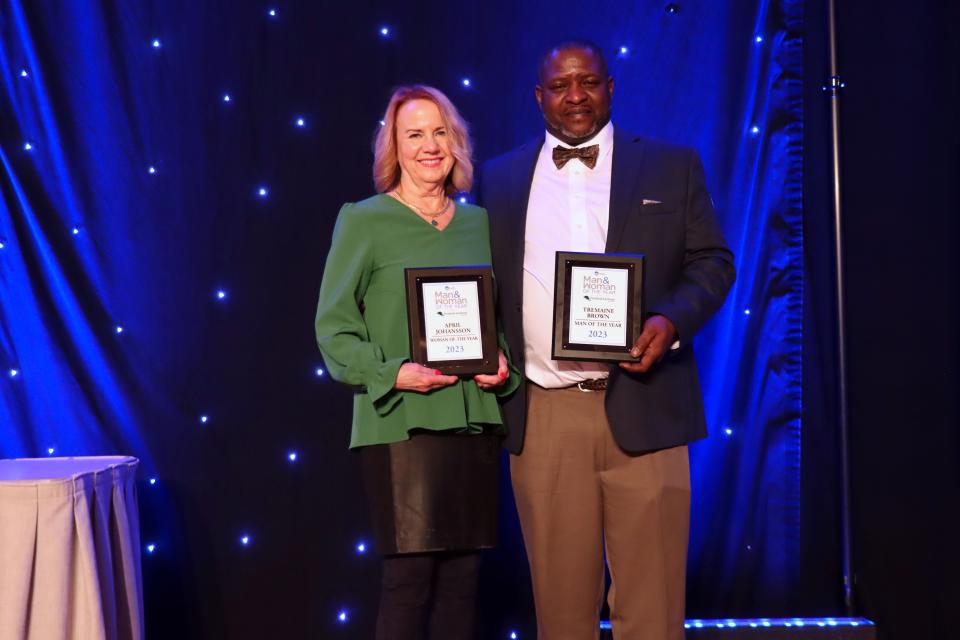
480, 41, 735, 639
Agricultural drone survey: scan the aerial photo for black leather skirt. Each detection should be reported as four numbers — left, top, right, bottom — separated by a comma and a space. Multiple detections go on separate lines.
359, 428, 500, 555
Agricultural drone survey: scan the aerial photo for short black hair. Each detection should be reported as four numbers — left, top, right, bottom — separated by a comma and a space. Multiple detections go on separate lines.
537, 40, 610, 83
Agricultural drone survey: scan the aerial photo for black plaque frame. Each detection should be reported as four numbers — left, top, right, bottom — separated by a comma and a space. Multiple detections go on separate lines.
404, 266, 498, 375
552, 252, 646, 362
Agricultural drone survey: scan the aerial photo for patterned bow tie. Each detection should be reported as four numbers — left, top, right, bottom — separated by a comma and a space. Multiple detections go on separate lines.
552, 144, 600, 170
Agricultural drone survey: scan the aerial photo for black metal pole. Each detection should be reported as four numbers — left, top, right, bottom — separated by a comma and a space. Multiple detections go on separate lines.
825, 0, 855, 616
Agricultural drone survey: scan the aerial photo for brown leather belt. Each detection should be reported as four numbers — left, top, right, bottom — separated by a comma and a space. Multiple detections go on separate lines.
575, 378, 608, 392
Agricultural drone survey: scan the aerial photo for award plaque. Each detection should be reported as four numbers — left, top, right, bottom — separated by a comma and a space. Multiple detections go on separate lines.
552, 252, 646, 362
405, 266, 499, 375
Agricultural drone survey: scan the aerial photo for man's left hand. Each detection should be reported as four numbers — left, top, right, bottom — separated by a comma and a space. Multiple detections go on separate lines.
619, 315, 677, 374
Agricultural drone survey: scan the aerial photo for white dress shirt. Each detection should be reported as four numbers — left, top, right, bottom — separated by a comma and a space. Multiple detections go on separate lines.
522, 122, 614, 388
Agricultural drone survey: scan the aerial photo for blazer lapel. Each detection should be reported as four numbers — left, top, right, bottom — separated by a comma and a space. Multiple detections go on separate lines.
508, 138, 544, 285
606, 129, 646, 252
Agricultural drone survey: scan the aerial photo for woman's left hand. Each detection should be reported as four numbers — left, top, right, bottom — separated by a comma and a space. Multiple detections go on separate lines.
474, 349, 510, 390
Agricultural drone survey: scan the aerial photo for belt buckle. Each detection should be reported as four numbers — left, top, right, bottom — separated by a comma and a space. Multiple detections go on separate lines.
576, 378, 607, 392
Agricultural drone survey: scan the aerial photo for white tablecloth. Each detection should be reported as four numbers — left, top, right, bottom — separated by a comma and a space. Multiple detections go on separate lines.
0, 456, 144, 640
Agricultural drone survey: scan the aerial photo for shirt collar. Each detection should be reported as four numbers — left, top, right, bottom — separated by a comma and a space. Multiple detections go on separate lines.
544, 120, 614, 152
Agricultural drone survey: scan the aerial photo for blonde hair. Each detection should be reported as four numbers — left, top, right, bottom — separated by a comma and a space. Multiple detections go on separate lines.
373, 85, 473, 195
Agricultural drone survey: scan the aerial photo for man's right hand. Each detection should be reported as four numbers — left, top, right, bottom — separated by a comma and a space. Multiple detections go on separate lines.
394, 363, 459, 393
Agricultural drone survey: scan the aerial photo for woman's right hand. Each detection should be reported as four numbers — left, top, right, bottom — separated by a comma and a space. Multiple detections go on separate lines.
394, 363, 459, 393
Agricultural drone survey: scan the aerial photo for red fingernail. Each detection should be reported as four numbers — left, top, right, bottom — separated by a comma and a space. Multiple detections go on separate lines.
434, 370, 442, 376
498, 371, 507, 379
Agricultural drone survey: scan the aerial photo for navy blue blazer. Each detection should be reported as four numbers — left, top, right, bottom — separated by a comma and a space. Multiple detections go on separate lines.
480, 128, 736, 454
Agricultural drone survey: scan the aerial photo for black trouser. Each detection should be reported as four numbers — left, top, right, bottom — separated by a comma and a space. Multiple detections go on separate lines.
375, 550, 481, 640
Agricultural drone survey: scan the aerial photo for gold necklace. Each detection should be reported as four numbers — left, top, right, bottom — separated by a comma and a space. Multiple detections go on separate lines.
392, 190, 451, 226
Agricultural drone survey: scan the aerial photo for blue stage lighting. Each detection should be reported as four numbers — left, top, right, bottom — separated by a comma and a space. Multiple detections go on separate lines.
151, 39, 161, 48
148, 166, 156, 174
222, 93, 232, 103
750, 126, 760, 135
115, 325, 124, 334
146, 543, 156, 553
257, 186, 268, 198
356, 541, 366, 553
24, 142, 33, 151
20, 69, 28, 78
199, 414, 209, 424
315, 367, 324, 377
149, 477, 158, 485
240, 534, 251, 546
461, 78, 471, 88
296, 117, 305, 127
216, 289, 227, 300
756, 35, 764, 44
338, 610, 348, 623
287, 451, 298, 462
379, 26, 390, 37
268, 8, 277, 17
72, 227, 80, 235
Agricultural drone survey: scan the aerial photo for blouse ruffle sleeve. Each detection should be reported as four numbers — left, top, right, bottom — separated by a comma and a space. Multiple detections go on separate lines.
315, 204, 406, 415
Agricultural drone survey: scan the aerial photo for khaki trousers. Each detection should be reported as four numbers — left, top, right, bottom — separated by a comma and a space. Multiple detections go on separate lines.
511, 384, 690, 640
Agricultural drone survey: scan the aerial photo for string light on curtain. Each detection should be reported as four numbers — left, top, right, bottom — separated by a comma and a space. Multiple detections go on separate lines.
257, 186, 269, 198
215, 289, 227, 300
23, 142, 33, 151
665, 3, 680, 14
199, 414, 209, 424
314, 367, 324, 377
0, 239, 6, 249
20, 69, 28, 78
267, 8, 277, 18
379, 26, 390, 38
744, 308, 751, 315
355, 541, 366, 553
151, 39, 161, 49
240, 534, 251, 546
461, 78, 471, 88
723, 427, 734, 437
46, 447, 55, 455
295, 116, 306, 128
146, 543, 156, 554
149, 477, 158, 485
222, 93, 232, 103
115, 325, 124, 334
148, 165, 157, 174
510, 632, 518, 639
287, 451, 298, 462
337, 610, 348, 623
755, 35, 764, 44
71, 227, 80, 235
618, 45, 630, 57
750, 125, 760, 135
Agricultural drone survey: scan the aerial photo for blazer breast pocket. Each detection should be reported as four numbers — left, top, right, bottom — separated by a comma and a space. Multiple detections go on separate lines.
637, 202, 675, 216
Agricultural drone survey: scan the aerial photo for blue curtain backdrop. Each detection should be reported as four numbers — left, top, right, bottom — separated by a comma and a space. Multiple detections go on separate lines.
0, 0, 803, 635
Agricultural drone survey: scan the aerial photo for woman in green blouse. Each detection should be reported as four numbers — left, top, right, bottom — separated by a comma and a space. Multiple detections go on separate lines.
315, 85, 518, 640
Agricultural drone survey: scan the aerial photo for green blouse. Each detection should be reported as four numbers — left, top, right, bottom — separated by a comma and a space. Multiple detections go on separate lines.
315, 194, 520, 448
